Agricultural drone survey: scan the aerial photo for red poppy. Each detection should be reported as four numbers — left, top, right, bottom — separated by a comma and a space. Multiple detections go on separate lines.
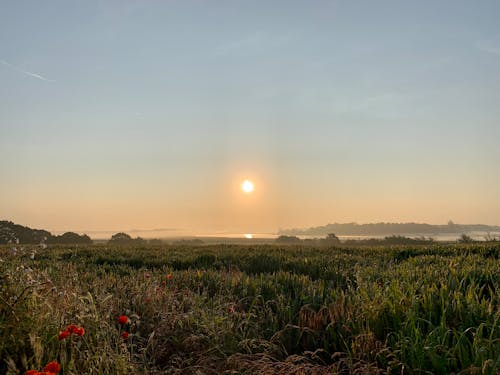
166, 274, 172, 280
228, 306, 235, 313
118, 315, 129, 325
58, 329, 70, 340
121, 331, 130, 340
161, 281, 166, 286
74, 327, 85, 336
25, 371, 40, 375
66, 324, 79, 334
43, 361, 60, 373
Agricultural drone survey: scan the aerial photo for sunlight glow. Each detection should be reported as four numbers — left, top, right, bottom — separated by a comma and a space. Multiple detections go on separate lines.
241, 179, 254, 193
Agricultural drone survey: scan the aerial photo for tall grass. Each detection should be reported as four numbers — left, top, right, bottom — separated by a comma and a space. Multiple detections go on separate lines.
0, 244, 498, 374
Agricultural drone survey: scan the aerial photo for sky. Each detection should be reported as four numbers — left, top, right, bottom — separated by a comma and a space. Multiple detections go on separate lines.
1, 0, 500, 236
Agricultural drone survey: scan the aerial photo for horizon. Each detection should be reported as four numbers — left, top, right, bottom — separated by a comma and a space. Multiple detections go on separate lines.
5, 219, 500, 241
2, 1, 500, 233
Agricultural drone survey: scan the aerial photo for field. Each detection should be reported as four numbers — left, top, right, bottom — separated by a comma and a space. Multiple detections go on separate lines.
1, 243, 498, 374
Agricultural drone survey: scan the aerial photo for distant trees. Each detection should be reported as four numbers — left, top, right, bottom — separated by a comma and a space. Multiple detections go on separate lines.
322, 233, 340, 245
108, 232, 148, 245
484, 233, 499, 242
275, 234, 340, 246
47, 232, 92, 244
275, 235, 301, 244
279, 221, 500, 237
0, 221, 92, 245
274, 233, 440, 246
344, 235, 435, 246
0, 220, 51, 244
109, 232, 133, 244
458, 234, 474, 243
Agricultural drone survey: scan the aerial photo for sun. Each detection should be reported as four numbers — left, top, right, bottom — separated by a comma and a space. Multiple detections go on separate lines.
241, 179, 254, 193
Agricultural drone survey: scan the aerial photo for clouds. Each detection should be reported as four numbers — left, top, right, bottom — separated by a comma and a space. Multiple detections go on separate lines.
0, 59, 55, 82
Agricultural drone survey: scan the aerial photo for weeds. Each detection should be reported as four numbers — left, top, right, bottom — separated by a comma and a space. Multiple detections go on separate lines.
0, 244, 498, 374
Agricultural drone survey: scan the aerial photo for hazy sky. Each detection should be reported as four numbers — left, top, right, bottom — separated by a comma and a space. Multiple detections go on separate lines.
1, 1, 500, 235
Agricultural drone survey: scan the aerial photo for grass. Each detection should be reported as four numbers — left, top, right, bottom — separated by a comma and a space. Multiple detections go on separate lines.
0, 243, 498, 374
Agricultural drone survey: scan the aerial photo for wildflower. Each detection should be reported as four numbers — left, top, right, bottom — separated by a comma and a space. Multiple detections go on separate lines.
228, 306, 235, 314
25, 360, 60, 375
59, 324, 84, 340
121, 331, 130, 340
118, 315, 129, 325
166, 274, 172, 280
58, 330, 70, 340
43, 361, 60, 373
66, 324, 79, 334
145, 272, 150, 278
161, 281, 166, 286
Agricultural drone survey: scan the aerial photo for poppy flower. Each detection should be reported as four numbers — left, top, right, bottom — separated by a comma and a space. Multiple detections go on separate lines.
228, 306, 235, 314
121, 331, 130, 340
43, 361, 60, 373
58, 330, 70, 340
118, 315, 129, 325
59, 324, 84, 339
66, 324, 79, 334
25, 371, 40, 375
166, 274, 172, 280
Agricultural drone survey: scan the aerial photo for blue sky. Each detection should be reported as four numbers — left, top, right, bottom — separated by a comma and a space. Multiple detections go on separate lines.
1, 1, 500, 234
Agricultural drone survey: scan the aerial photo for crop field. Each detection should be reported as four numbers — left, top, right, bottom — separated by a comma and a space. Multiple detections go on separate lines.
0, 244, 498, 374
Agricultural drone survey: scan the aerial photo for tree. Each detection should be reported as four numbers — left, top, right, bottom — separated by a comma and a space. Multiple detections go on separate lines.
109, 232, 133, 245
47, 232, 92, 244
275, 235, 301, 244
458, 234, 474, 243
325, 233, 340, 244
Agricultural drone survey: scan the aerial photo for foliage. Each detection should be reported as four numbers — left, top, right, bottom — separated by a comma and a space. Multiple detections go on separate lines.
0, 221, 92, 245
280, 221, 500, 236
459, 234, 475, 244
108, 232, 147, 246
46, 232, 92, 245
0, 243, 498, 374
0, 221, 51, 244
275, 235, 301, 244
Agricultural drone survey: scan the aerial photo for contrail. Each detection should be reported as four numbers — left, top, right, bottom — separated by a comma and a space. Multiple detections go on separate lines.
0, 59, 55, 82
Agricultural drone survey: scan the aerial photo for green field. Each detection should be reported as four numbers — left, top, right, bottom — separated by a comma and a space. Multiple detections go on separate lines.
1, 244, 498, 374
